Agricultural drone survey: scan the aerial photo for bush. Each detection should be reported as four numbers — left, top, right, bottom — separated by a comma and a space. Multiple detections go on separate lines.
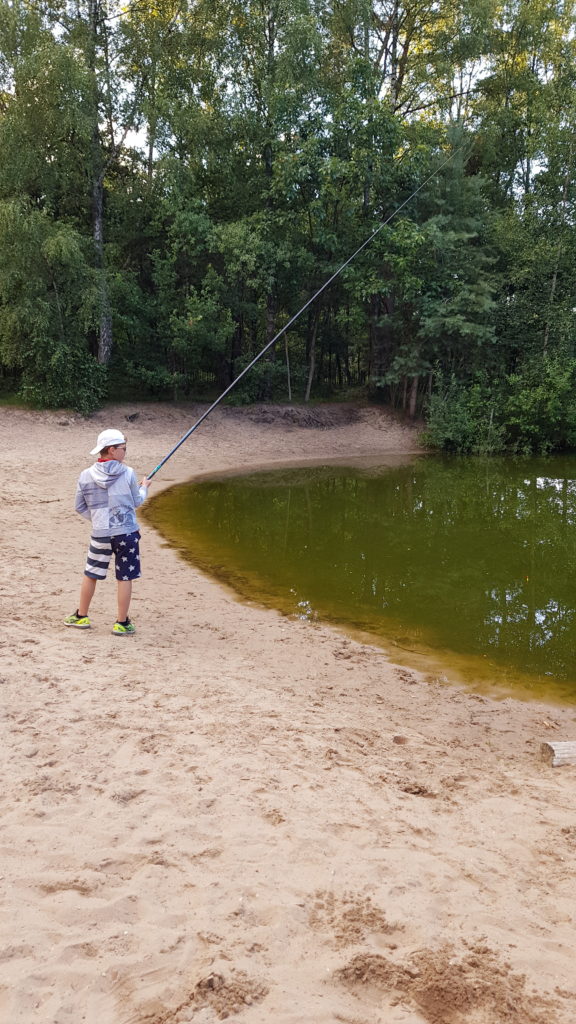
423, 373, 505, 454
424, 358, 576, 455
20, 346, 107, 414
225, 356, 299, 405
504, 357, 576, 454
122, 361, 188, 401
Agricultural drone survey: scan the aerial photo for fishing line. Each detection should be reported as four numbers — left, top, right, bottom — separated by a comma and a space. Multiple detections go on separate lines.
148, 144, 462, 479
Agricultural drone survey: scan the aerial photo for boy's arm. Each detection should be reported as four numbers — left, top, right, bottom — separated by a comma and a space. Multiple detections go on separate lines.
75, 481, 91, 520
139, 477, 152, 499
129, 469, 150, 507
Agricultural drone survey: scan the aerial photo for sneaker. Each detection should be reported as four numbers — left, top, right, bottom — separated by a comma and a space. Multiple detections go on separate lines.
64, 611, 91, 629
112, 618, 136, 636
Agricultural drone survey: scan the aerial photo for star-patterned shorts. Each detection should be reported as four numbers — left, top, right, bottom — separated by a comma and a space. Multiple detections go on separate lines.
84, 531, 142, 581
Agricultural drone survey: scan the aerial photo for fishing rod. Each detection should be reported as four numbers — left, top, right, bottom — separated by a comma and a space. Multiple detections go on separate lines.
147, 145, 462, 480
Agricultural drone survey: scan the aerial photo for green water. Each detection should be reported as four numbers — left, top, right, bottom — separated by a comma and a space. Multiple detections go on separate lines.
145, 455, 576, 701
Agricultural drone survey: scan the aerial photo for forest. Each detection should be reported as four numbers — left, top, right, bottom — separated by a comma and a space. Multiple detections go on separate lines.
0, 0, 575, 452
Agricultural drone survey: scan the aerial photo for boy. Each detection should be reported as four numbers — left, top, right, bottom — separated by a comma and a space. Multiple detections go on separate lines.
64, 428, 152, 635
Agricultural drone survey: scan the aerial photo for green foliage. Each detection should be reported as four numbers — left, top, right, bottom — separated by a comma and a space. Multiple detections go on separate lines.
505, 357, 576, 454
425, 357, 576, 455
423, 373, 505, 455
172, 269, 235, 371
20, 346, 107, 414
0, 200, 102, 410
123, 362, 187, 401
0, 0, 575, 446
225, 357, 297, 405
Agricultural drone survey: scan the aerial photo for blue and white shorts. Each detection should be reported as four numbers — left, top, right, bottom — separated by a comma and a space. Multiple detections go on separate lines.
84, 531, 142, 581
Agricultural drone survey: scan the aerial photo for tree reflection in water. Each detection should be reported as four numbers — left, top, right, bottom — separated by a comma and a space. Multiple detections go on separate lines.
145, 456, 576, 695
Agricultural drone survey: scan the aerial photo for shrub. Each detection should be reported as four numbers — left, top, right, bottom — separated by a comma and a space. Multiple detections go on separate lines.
20, 345, 107, 414
423, 373, 505, 454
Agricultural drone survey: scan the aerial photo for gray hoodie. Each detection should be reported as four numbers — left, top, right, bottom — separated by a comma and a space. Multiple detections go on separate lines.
75, 460, 148, 538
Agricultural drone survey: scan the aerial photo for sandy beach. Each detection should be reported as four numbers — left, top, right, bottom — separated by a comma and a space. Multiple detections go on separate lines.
1, 402, 575, 1024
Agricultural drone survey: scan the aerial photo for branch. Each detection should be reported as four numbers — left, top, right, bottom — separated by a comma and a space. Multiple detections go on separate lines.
400, 88, 481, 116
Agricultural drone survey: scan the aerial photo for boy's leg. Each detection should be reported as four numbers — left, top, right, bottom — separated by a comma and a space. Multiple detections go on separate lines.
111, 532, 140, 634
117, 580, 132, 622
65, 536, 112, 628
64, 574, 97, 627
79, 575, 97, 617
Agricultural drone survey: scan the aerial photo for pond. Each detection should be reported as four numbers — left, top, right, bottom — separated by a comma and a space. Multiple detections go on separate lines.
144, 455, 576, 702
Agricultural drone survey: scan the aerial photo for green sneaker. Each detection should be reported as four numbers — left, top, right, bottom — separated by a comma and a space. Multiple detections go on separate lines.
112, 619, 136, 636
64, 611, 91, 629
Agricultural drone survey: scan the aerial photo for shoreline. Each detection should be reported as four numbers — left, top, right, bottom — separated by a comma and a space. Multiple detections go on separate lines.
145, 450, 576, 711
1, 403, 575, 1024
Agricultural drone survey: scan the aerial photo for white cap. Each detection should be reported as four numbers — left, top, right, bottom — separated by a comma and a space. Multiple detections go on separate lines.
90, 428, 126, 456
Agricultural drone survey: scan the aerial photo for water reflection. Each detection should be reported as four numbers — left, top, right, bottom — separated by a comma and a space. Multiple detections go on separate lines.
145, 456, 576, 694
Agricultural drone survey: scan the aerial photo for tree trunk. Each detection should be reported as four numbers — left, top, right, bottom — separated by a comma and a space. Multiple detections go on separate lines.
362, 17, 372, 212
369, 292, 394, 380
264, 291, 277, 398
92, 169, 113, 364
88, 0, 113, 365
409, 375, 419, 418
284, 335, 292, 402
305, 311, 319, 403
147, 60, 157, 190
543, 137, 574, 354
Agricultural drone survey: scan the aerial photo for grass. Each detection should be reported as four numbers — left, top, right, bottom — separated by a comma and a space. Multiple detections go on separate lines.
0, 391, 29, 408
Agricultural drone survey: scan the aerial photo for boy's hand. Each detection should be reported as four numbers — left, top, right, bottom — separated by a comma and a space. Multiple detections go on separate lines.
141, 476, 153, 488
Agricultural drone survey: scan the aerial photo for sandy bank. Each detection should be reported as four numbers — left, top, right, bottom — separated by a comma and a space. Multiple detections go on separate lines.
1, 403, 575, 1024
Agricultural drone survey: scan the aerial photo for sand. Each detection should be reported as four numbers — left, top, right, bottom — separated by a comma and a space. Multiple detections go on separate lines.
1, 402, 575, 1024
